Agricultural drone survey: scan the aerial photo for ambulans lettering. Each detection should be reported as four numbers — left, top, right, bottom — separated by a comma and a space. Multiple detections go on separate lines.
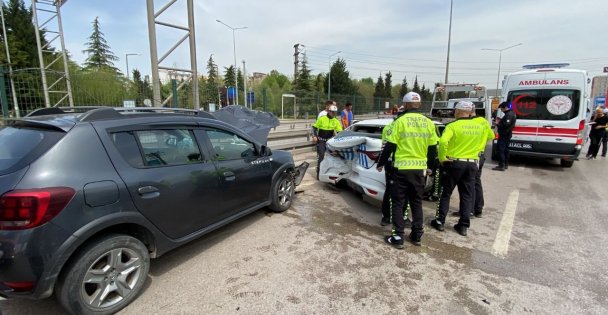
518, 79, 569, 86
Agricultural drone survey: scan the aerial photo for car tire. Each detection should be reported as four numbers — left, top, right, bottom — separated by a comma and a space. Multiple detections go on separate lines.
56, 234, 150, 315
269, 171, 295, 213
560, 159, 574, 168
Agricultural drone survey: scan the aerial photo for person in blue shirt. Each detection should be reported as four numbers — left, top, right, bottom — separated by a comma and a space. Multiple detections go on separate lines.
340, 103, 353, 129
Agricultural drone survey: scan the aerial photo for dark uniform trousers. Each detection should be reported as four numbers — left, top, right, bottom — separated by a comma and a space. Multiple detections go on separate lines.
496, 133, 511, 167
474, 153, 486, 214
381, 164, 394, 220
390, 169, 425, 239
316, 140, 328, 179
436, 161, 477, 227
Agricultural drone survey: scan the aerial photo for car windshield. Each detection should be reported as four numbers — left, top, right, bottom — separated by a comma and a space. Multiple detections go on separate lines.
0, 124, 65, 175
507, 89, 580, 120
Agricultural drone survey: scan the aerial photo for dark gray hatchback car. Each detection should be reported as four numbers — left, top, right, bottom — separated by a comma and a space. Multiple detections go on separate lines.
0, 106, 307, 314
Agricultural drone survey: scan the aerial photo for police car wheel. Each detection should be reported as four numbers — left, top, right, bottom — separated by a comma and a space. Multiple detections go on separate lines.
269, 172, 295, 212
560, 159, 574, 168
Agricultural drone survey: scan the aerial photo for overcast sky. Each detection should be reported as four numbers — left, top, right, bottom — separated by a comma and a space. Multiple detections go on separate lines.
54, 0, 608, 88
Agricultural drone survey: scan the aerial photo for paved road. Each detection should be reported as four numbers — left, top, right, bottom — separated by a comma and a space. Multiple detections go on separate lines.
2, 149, 607, 314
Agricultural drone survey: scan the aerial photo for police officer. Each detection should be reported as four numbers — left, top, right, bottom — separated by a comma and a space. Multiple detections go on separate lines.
379, 107, 412, 228
471, 109, 495, 217
493, 102, 516, 171
312, 104, 343, 179
431, 101, 489, 236
377, 92, 438, 248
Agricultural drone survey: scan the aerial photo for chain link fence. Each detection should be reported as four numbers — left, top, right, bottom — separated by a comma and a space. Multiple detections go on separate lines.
1, 68, 432, 119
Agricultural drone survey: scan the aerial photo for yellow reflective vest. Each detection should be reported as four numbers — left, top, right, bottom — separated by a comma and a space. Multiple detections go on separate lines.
438, 117, 491, 162
387, 113, 438, 170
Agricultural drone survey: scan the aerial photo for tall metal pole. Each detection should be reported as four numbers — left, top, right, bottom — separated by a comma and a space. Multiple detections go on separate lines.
187, 0, 199, 110
125, 53, 139, 81
217, 20, 247, 106
55, 3, 73, 107
242, 60, 247, 108
482, 43, 523, 97
31, 0, 50, 108
146, 0, 161, 106
0, 4, 19, 117
327, 51, 341, 100
444, 0, 453, 85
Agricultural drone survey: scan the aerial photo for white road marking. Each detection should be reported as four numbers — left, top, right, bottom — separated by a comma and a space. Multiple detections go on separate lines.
492, 189, 520, 257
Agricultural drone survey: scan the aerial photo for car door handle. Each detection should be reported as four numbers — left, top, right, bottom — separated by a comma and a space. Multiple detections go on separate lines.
138, 186, 160, 199
223, 171, 236, 182
542, 125, 555, 128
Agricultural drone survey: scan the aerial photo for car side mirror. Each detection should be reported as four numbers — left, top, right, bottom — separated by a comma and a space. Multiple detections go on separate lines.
260, 145, 271, 156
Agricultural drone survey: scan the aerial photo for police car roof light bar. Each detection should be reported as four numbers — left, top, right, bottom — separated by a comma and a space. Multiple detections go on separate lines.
522, 63, 570, 70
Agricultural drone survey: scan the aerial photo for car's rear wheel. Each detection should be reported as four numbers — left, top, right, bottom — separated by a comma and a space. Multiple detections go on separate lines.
269, 171, 295, 212
56, 234, 150, 315
560, 158, 574, 168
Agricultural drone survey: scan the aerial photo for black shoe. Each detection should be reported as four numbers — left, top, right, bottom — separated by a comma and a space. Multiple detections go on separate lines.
473, 212, 483, 218
380, 217, 391, 226
431, 219, 445, 231
404, 218, 412, 228
408, 234, 421, 246
384, 235, 404, 249
454, 224, 468, 236
492, 165, 505, 171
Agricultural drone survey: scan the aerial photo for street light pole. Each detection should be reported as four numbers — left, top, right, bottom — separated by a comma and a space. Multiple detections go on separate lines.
217, 19, 247, 105
444, 0, 453, 85
125, 53, 140, 80
327, 50, 341, 101
481, 43, 523, 97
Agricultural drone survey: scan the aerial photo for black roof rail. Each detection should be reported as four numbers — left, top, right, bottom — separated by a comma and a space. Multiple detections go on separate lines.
114, 107, 216, 119
79, 107, 123, 122
26, 107, 66, 117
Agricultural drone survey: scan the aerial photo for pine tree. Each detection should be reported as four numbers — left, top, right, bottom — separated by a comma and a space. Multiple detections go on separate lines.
204, 55, 219, 103
373, 75, 385, 98
295, 53, 311, 92
412, 75, 421, 94
384, 71, 392, 100
82, 17, 119, 71
224, 65, 236, 87
326, 58, 354, 95
399, 76, 409, 98
237, 68, 244, 93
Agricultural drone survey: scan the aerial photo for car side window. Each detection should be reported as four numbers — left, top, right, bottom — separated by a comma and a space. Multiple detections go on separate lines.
205, 129, 256, 160
112, 129, 203, 167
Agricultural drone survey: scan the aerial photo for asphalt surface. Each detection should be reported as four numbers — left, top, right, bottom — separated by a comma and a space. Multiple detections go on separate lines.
1, 147, 607, 314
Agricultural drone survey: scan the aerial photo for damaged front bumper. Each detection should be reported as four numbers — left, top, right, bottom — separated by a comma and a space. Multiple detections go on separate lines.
293, 162, 309, 186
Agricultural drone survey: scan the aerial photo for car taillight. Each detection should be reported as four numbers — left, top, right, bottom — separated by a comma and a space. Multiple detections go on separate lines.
494, 132, 499, 140
0, 187, 75, 230
362, 151, 380, 161
576, 119, 585, 145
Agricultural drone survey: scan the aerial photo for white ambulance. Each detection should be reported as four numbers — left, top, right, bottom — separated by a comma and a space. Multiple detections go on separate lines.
494, 63, 592, 168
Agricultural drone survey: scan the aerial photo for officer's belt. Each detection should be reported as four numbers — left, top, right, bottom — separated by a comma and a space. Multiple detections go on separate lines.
450, 158, 478, 163
317, 137, 330, 141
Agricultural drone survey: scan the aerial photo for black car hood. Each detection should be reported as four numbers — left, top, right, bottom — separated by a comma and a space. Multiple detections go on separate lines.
211, 105, 280, 144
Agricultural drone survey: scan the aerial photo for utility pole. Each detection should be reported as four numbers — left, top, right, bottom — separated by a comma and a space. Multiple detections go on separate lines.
242, 60, 247, 108
293, 43, 300, 82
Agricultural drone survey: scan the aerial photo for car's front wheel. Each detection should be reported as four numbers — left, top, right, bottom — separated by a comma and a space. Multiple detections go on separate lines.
56, 234, 150, 315
269, 171, 295, 212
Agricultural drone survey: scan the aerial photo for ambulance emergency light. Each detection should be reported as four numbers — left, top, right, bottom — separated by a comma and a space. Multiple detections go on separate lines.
522, 63, 570, 70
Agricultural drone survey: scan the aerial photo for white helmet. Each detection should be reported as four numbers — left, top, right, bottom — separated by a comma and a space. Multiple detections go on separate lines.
328, 105, 338, 112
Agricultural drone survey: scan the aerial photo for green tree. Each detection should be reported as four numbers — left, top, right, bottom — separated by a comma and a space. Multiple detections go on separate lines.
82, 17, 119, 71
399, 76, 409, 98
384, 71, 392, 100
373, 75, 385, 98
325, 58, 354, 96
295, 54, 312, 92
131, 69, 144, 105
223, 65, 236, 88
202, 55, 219, 105
412, 75, 421, 94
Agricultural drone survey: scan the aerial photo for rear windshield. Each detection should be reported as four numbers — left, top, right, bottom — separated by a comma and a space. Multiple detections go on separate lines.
506, 89, 580, 120
0, 124, 64, 175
